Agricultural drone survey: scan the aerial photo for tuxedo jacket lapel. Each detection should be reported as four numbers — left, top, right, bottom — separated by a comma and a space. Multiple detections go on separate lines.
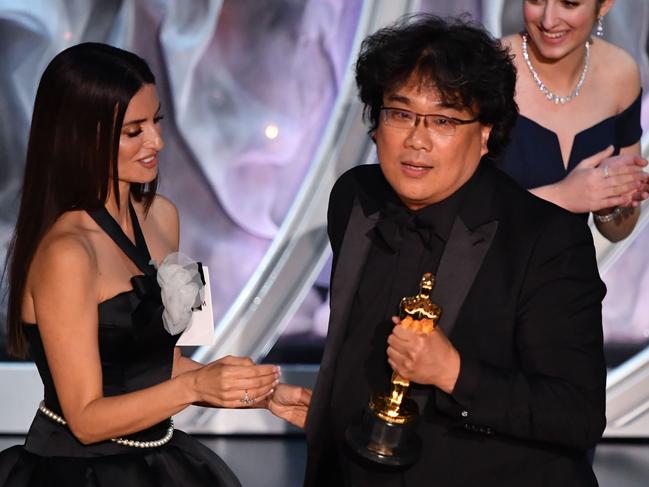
321, 197, 379, 370
432, 217, 498, 336
306, 196, 378, 442
431, 165, 500, 336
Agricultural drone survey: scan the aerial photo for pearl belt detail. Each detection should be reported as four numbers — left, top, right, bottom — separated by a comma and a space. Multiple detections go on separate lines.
38, 401, 174, 448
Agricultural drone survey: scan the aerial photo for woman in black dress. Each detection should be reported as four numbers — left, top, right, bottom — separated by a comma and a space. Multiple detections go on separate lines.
0, 43, 282, 486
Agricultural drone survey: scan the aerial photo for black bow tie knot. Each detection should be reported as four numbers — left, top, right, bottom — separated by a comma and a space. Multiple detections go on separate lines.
375, 206, 436, 251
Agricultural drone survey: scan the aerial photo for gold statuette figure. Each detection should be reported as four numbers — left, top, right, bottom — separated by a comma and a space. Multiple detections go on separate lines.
346, 272, 442, 466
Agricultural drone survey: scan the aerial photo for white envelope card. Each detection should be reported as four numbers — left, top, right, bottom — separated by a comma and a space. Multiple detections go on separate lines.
176, 266, 215, 346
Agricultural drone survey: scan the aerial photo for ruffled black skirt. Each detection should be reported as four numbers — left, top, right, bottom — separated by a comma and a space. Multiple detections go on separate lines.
0, 414, 241, 487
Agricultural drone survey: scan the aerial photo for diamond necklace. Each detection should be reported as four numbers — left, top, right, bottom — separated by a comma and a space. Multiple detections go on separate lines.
521, 32, 590, 105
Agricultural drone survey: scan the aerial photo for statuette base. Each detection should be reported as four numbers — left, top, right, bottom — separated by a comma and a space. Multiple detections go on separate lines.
345, 395, 421, 467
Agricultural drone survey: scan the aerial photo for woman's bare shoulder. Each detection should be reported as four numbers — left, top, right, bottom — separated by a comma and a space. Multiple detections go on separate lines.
501, 34, 524, 74
136, 194, 180, 253
593, 39, 641, 108
501, 34, 521, 56
501, 34, 519, 49
147, 194, 179, 222
595, 38, 637, 66
30, 212, 99, 291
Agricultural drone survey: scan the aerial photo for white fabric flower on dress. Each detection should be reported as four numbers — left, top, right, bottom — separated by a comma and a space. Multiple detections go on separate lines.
156, 252, 205, 336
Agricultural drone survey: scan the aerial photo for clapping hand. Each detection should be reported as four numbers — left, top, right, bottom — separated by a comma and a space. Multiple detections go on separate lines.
603, 153, 649, 208
266, 383, 312, 429
556, 145, 649, 213
192, 355, 279, 408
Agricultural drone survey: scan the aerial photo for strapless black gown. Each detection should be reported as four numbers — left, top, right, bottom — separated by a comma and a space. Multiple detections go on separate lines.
0, 203, 241, 487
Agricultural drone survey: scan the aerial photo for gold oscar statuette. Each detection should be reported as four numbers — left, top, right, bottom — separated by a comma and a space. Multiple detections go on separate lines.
346, 272, 441, 466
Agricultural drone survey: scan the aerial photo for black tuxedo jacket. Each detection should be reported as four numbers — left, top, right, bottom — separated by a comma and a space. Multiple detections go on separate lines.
304, 164, 606, 487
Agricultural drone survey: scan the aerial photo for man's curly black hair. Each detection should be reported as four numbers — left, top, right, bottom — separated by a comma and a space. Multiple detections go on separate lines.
355, 14, 518, 161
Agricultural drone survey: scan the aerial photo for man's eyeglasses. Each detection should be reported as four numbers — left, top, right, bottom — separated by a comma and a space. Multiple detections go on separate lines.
380, 107, 479, 136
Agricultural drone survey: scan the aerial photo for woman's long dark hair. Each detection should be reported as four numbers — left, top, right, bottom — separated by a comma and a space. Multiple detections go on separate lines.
4, 43, 157, 357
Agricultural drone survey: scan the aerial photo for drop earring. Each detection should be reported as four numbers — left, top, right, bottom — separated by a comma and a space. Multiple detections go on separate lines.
596, 16, 604, 37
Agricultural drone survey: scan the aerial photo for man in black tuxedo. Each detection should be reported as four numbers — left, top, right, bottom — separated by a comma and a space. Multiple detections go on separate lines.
292, 14, 606, 487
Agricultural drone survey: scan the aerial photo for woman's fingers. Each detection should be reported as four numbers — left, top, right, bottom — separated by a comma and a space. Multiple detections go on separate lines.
632, 190, 649, 202
216, 355, 255, 366
243, 385, 276, 404
605, 181, 643, 199
612, 166, 649, 182
605, 154, 648, 170
223, 364, 279, 381
301, 387, 313, 404
224, 382, 276, 407
195, 361, 280, 405
562, 154, 647, 212
201, 375, 277, 407
607, 166, 647, 181
599, 194, 631, 210
598, 172, 648, 203
210, 362, 278, 381
212, 387, 274, 408
230, 374, 279, 393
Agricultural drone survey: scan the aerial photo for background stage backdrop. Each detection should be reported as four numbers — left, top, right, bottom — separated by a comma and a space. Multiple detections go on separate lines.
1, 1, 648, 427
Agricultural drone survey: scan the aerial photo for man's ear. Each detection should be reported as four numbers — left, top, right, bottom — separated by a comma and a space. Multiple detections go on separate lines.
480, 125, 492, 157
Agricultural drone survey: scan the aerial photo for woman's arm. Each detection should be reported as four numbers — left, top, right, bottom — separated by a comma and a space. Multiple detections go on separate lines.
31, 235, 278, 445
593, 142, 646, 242
161, 197, 281, 407
172, 347, 203, 376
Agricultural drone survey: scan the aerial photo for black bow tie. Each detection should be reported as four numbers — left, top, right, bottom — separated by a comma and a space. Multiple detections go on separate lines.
374, 205, 436, 252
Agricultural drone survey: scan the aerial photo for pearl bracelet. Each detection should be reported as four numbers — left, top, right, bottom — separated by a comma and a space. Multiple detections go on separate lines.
38, 401, 174, 448
593, 207, 622, 223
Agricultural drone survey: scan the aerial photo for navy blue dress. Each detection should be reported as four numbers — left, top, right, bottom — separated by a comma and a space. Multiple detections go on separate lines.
496, 92, 642, 193
0, 203, 241, 487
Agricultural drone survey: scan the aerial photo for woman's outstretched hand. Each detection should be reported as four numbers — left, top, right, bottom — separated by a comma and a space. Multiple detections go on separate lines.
191, 355, 279, 408
266, 383, 312, 429
553, 145, 649, 213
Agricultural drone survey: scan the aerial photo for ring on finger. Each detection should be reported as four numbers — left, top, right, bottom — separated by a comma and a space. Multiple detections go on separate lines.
240, 389, 253, 405
603, 165, 609, 179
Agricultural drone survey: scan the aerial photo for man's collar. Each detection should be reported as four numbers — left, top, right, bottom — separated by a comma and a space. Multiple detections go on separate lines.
356, 163, 498, 232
